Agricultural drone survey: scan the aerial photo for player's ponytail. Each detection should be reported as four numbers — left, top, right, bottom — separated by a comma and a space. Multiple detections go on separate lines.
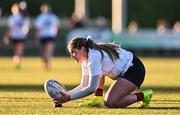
85, 36, 98, 49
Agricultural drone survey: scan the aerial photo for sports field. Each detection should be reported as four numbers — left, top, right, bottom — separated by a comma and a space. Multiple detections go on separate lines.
0, 57, 180, 114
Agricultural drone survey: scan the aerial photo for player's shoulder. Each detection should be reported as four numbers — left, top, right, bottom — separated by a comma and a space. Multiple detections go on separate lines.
8, 15, 14, 19
7, 15, 20, 23
8, 15, 17, 20
88, 49, 102, 62
89, 49, 102, 57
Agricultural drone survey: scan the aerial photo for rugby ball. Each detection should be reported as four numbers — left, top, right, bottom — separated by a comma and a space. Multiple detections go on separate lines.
44, 79, 67, 99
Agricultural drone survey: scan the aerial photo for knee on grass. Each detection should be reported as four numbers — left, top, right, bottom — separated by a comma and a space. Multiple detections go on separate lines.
104, 100, 126, 108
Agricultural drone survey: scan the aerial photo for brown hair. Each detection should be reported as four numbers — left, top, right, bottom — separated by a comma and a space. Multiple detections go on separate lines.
67, 37, 120, 61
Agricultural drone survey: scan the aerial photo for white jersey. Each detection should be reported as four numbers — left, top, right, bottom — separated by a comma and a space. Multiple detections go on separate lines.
83, 48, 133, 78
68, 48, 133, 100
7, 14, 30, 39
35, 12, 60, 38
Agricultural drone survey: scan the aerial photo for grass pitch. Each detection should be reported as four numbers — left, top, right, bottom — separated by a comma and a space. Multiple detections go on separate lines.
0, 57, 180, 115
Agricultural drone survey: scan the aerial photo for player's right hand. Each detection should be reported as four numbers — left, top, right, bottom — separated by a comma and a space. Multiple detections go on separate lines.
3, 36, 9, 45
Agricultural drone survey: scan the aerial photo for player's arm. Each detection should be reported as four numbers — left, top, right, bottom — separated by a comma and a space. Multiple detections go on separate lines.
56, 16, 61, 37
3, 27, 10, 45
67, 74, 89, 95
69, 74, 100, 100
22, 18, 30, 35
93, 75, 105, 96
67, 63, 89, 95
34, 18, 41, 44
97, 75, 105, 90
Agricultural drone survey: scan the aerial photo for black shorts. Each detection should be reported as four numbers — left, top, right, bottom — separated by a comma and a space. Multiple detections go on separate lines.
10, 38, 26, 44
40, 37, 55, 45
121, 55, 145, 88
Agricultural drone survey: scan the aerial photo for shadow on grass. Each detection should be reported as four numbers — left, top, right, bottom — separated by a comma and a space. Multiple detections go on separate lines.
54, 106, 180, 110
125, 107, 180, 110
0, 84, 180, 92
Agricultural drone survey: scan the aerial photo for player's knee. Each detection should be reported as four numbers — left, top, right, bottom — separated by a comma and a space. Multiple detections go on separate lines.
104, 99, 126, 108
104, 99, 116, 108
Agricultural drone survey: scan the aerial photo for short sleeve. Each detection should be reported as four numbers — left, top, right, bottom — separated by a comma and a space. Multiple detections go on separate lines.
7, 16, 13, 27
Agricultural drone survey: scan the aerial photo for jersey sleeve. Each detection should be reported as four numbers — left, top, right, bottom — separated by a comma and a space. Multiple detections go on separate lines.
81, 63, 89, 86
87, 50, 102, 77
7, 16, 13, 27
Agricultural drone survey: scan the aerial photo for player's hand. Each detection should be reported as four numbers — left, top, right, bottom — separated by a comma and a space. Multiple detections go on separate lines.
3, 36, 9, 45
53, 92, 70, 105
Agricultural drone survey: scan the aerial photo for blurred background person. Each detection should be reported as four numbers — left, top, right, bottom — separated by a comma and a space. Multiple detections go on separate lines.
95, 16, 108, 28
172, 20, 180, 36
156, 19, 169, 36
94, 16, 112, 42
3, 2, 30, 69
68, 12, 86, 29
35, 3, 60, 70
128, 20, 139, 36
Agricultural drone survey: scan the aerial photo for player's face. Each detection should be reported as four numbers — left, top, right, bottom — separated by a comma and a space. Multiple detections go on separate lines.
69, 47, 87, 63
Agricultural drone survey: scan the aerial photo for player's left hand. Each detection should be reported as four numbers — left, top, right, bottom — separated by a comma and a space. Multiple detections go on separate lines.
53, 92, 70, 105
